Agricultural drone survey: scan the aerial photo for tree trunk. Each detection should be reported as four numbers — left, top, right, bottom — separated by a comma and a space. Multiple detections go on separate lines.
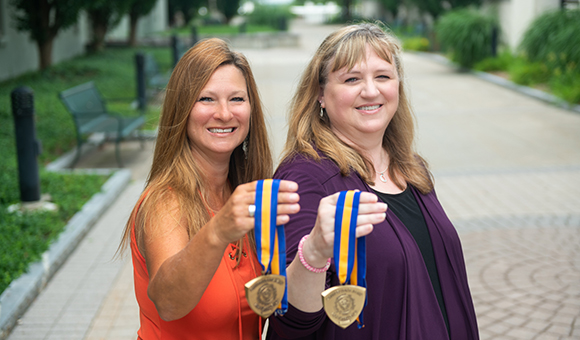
342, 0, 352, 22
129, 13, 139, 47
90, 20, 108, 52
38, 38, 54, 70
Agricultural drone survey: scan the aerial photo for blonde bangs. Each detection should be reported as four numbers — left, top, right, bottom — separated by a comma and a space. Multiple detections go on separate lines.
329, 30, 395, 75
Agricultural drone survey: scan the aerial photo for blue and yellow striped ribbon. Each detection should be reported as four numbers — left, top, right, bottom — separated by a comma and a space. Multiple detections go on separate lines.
334, 190, 367, 328
254, 179, 288, 314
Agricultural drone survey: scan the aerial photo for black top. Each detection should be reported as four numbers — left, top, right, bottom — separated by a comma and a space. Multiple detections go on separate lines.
373, 186, 450, 333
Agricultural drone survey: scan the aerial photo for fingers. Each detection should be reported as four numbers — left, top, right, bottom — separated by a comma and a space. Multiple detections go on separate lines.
277, 180, 299, 193
327, 191, 379, 204
357, 201, 387, 215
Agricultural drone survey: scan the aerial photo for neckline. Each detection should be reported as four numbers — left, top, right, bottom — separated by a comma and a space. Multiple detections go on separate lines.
372, 185, 410, 197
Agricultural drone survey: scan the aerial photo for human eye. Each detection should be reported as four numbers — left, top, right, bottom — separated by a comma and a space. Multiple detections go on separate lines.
377, 75, 391, 80
345, 77, 358, 83
231, 96, 246, 102
198, 96, 213, 102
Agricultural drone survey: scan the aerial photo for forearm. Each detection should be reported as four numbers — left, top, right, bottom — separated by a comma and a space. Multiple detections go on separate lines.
286, 233, 332, 312
286, 259, 327, 312
147, 224, 228, 321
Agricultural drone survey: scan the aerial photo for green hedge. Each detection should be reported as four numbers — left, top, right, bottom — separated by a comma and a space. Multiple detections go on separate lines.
245, 4, 294, 31
403, 36, 430, 52
519, 9, 580, 103
473, 9, 580, 104
435, 8, 498, 68
520, 9, 580, 74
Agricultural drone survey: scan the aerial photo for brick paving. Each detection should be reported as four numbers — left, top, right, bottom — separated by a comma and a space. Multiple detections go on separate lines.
4, 20, 580, 340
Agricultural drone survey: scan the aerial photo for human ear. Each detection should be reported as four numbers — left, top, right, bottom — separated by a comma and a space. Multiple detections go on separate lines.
318, 87, 325, 108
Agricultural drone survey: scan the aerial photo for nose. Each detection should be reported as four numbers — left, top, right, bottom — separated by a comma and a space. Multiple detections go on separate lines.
361, 78, 379, 98
214, 101, 233, 121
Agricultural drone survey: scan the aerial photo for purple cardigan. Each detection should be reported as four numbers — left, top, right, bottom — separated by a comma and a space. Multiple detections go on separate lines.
268, 152, 479, 340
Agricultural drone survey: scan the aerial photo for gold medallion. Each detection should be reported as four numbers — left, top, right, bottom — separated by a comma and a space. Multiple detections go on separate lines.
245, 274, 286, 318
321, 285, 366, 329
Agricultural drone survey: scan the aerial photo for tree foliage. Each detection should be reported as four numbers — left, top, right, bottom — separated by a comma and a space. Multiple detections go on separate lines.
217, 0, 241, 23
9, 0, 85, 69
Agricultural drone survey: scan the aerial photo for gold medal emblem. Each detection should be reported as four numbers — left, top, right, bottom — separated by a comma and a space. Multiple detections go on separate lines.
321, 285, 366, 329
245, 274, 286, 318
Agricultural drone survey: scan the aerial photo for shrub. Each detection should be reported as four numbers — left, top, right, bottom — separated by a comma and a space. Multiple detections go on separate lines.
245, 4, 294, 31
403, 37, 430, 52
473, 50, 514, 72
508, 59, 551, 86
519, 9, 580, 74
550, 71, 580, 104
435, 8, 498, 68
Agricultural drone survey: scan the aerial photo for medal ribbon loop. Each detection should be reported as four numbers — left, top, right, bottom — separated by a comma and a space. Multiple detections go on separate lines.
334, 190, 367, 327
254, 179, 288, 314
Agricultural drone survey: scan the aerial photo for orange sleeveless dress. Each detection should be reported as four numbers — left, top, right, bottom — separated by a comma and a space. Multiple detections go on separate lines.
130, 195, 263, 340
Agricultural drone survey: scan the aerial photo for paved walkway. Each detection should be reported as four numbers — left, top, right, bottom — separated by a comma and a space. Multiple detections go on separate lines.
5, 20, 580, 340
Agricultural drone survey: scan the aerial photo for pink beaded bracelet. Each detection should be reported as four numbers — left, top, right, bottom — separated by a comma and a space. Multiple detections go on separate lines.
298, 235, 331, 273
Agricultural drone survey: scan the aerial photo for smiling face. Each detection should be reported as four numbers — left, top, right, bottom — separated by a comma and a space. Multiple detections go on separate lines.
187, 64, 250, 161
320, 45, 399, 147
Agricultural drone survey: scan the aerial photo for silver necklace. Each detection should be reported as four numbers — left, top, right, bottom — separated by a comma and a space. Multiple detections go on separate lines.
376, 164, 389, 183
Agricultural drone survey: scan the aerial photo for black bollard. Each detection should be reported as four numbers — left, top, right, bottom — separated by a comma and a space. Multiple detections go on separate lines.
491, 27, 498, 57
11, 86, 41, 202
191, 26, 198, 46
135, 52, 146, 113
171, 34, 179, 68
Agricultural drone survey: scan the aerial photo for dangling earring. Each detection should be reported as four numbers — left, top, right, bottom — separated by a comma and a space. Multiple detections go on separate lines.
242, 137, 248, 159
319, 102, 324, 118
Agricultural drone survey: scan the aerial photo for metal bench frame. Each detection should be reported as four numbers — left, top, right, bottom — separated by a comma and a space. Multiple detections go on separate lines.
58, 81, 146, 167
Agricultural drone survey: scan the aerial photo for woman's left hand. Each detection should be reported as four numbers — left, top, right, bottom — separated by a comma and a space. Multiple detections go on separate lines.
303, 191, 387, 265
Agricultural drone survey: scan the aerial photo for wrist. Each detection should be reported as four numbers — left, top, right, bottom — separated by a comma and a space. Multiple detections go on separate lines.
298, 235, 331, 274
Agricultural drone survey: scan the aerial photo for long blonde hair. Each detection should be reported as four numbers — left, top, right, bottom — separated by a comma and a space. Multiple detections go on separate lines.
281, 22, 433, 194
119, 38, 272, 257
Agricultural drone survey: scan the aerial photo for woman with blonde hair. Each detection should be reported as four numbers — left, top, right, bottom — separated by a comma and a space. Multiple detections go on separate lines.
119, 38, 300, 339
268, 23, 479, 339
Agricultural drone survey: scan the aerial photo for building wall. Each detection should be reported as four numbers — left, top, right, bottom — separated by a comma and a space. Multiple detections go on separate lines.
497, 0, 560, 51
0, 0, 167, 82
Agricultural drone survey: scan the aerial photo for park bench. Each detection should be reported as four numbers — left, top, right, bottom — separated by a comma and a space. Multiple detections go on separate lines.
58, 81, 145, 168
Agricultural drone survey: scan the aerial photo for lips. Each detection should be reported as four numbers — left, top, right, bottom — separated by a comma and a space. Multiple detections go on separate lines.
209, 128, 235, 133
356, 104, 382, 110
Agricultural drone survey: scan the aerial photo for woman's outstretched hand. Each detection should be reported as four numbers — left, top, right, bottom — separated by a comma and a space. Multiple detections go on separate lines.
211, 180, 301, 245
302, 191, 387, 267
